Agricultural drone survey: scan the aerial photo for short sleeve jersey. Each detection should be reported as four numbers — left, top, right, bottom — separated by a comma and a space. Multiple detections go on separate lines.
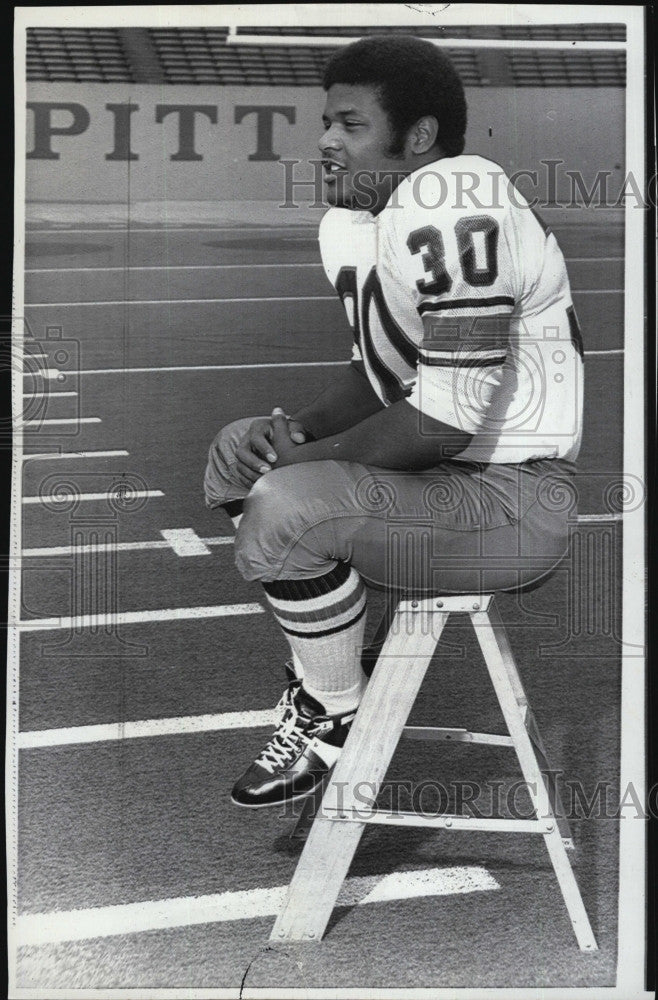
318, 155, 583, 464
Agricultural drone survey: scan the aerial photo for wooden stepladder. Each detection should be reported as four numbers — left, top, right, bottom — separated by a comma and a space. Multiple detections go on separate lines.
270, 593, 598, 952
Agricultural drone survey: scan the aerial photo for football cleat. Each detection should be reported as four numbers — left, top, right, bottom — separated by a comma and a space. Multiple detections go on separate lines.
231, 680, 356, 808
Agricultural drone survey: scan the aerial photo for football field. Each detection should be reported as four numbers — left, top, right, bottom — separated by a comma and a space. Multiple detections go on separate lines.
13, 208, 626, 990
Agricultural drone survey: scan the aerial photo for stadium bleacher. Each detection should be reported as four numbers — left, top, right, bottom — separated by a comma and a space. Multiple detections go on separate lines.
26, 25, 627, 86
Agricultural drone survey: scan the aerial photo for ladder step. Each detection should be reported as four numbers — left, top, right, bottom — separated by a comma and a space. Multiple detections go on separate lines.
322, 806, 555, 835
403, 725, 514, 747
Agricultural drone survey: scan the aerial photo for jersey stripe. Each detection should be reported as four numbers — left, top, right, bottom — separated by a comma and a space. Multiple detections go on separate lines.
419, 354, 506, 368
566, 305, 585, 360
362, 267, 418, 369
418, 295, 515, 315
421, 313, 511, 353
359, 326, 411, 404
360, 270, 414, 404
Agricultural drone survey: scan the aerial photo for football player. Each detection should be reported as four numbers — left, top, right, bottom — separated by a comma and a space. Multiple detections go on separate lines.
204, 35, 583, 808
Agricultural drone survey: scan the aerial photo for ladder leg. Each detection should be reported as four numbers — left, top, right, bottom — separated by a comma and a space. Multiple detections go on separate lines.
486, 598, 574, 847
270, 608, 448, 942
361, 591, 399, 676
473, 609, 598, 952
290, 769, 331, 841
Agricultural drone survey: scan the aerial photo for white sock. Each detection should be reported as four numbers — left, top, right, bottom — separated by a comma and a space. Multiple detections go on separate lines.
262, 561, 368, 715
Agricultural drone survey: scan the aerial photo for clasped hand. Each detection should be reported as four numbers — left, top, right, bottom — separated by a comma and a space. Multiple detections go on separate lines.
234, 408, 306, 488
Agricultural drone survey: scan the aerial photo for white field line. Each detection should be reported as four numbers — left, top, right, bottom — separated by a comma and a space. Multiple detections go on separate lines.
22, 449, 128, 462
23, 256, 625, 273
26, 224, 317, 235
18, 709, 279, 749
22, 368, 69, 380
23, 490, 163, 506
18, 417, 100, 427
21, 391, 78, 398
578, 513, 623, 522
26, 263, 325, 273
160, 527, 211, 556
22, 535, 232, 557
19, 352, 622, 380
28, 296, 337, 307
16, 866, 499, 946
26, 361, 350, 376
15, 603, 265, 631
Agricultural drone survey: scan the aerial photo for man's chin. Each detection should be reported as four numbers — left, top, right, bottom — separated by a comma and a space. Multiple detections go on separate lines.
325, 185, 345, 208
327, 190, 365, 213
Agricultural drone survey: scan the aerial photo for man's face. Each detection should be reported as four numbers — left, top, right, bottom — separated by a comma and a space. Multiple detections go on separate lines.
319, 83, 409, 215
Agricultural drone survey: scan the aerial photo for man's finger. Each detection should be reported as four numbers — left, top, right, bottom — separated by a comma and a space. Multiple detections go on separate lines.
287, 418, 307, 445
236, 445, 270, 475
235, 460, 262, 484
251, 430, 277, 463
271, 407, 292, 441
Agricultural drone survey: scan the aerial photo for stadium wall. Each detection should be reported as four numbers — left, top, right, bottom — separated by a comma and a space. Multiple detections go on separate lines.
25, 84, 624, 206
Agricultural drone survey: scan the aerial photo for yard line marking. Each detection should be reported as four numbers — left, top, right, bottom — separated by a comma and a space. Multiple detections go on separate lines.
26, 224, 317, 234
23, 540, 170, 557
567, 256, 623, 262
26, 224, 317, 235
160, 528, 212, 556
578, 513, 623, 522
26, 263, 324, 273
26, 292, 621, 308
16, 866, 499, 945
18, 417, 100, 427
22, 368, 67, 380
21, 391, 78, 398
15, 603, 264, 631
22, 352, 620, 379
19, 709, 279, 749
24, 256, 622, 274
23, 489, 163, 506
22, 535, 232, 557
45, 361, 350, 376
28, 296, 337, 307
22, 449, 128, 462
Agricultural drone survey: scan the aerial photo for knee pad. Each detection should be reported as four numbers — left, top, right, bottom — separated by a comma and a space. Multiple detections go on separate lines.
234, 472, 302, 580
204, 417, 255, 507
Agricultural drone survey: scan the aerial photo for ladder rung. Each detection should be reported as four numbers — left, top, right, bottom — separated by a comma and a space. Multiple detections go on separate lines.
323, 806, 555, 835
403, 725, 514, 747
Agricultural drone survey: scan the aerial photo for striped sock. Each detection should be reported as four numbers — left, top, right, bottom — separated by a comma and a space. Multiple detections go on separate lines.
262, 561, 368, 716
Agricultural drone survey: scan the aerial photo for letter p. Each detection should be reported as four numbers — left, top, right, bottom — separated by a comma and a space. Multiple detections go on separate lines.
27, 102, 90, 160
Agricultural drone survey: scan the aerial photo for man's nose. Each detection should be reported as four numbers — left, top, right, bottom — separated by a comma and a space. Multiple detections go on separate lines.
318, 127, 342, 154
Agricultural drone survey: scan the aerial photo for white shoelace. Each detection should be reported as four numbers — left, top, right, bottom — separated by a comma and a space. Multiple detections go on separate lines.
256, 708, 312, 774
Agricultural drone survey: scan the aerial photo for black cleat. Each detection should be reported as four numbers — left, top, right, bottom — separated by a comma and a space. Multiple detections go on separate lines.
231, 680, 356, 808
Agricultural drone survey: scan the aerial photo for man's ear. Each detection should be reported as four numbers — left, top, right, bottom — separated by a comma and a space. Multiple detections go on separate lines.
409, 115, 439, 154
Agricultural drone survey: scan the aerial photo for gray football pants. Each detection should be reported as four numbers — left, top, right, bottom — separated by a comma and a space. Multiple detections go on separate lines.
204, 417, 576, 593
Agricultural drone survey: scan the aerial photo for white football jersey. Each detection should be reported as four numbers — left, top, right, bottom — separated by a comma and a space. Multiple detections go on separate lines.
319, 155, 583, 464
